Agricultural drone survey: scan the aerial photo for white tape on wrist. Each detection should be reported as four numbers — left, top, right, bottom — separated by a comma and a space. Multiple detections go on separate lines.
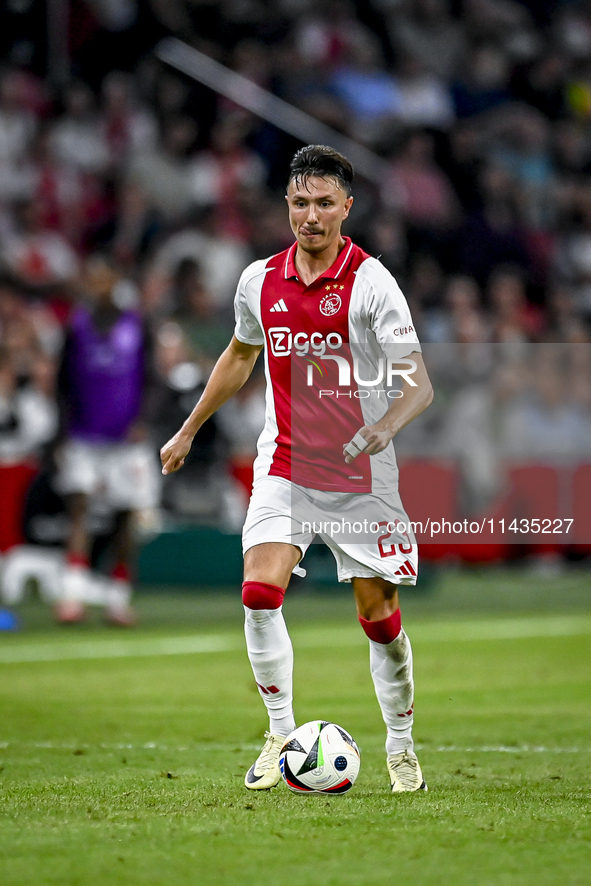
344, 431, 369, 459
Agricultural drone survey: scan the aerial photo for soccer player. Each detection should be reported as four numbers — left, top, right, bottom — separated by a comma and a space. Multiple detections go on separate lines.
160, 145, 434, 793
56, 255, 161, 625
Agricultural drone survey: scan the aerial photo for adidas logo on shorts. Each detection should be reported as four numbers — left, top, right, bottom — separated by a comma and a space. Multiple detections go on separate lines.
394, 560, 416, 577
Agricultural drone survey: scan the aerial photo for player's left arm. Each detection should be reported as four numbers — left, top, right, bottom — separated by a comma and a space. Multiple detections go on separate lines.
344, 350, 433, 463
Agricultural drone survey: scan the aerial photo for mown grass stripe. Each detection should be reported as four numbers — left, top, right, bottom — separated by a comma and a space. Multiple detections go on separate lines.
0, 613, 590, 664
0, 634, 239, 664
0, 739, 589, 754
411, 613, 591, 643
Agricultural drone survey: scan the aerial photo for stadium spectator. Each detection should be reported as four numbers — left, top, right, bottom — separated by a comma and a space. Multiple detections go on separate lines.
404, 253, 445, 333
510, 50, 570, 120
554, 186, 591, 322
217, 366, 266, 509
488, 266, 546, 342
0, 343, 58, 555
439, 357, 517, 514
149, 206, 253, 310
1, 197, 79, 295
49, 81, 110, 175
451, 43, 513, 118
384, 130, 461, 239
423, 274, 489, 343
328, 32, 402, 140
395, 53, 455, 130
291, 0, 363, 71
125, 114, 198, 223
546, 283, 590, 343
99, 71, 158, 169
25, 125, 108, 254
485, 104, 555, 229
387, 0, 466, 81
188, 114, 268, 241
153, 321, 235, 525
0, 348, 57, 465
362, 210, 409, 286
440, 119, 485, 213
503, 349, 591, 461
0, 67, 38, 184
245, 193, 295, 261
167, 257, 234, 362
1, 300, 45, 377
454, 162, 531, 286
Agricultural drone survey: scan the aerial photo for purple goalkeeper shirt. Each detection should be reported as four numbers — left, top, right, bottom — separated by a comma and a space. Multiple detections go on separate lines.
64, 307, 146, 443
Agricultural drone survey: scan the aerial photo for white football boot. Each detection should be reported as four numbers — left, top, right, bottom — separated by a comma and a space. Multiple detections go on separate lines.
244, 732, 285, 790
387, 749, 428, 793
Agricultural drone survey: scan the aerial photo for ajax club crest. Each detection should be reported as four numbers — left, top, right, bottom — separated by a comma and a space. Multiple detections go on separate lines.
320, 289, 342, 316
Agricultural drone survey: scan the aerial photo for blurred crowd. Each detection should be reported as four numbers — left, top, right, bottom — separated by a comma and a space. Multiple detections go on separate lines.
2, 0, 591, 542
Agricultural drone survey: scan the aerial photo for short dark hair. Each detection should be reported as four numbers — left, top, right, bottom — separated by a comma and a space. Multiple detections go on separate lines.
288, 144, 354, 195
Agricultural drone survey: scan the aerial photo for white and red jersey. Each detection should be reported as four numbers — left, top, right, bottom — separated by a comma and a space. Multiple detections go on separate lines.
233, 237, 420, 494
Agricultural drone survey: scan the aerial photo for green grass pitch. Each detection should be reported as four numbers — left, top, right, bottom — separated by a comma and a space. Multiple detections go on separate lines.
1, 568, 590, 885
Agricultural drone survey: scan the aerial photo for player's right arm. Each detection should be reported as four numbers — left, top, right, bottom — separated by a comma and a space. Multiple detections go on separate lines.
160, 336, 262, 475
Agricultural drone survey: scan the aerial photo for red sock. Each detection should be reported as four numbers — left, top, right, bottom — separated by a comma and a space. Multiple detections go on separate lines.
359, 609, 402, 644
67, 552, 90, 569
111, 562, 131, 583
242, 581, 286, 610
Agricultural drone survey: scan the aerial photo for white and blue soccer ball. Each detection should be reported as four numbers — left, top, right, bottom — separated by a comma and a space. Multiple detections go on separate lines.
279, 720, 360, 794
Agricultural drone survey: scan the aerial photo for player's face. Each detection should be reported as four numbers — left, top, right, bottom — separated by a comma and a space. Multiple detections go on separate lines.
286, 176, 353, 256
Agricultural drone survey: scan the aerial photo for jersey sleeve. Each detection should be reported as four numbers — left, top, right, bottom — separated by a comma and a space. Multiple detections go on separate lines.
233, 266, 265, 346
362, 258, 421, 358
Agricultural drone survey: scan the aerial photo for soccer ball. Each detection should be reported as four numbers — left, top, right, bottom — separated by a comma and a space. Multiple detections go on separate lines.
279, 720, 360, 794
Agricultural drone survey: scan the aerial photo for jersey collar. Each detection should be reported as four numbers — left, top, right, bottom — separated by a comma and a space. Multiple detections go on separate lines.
284, 237, 355, 283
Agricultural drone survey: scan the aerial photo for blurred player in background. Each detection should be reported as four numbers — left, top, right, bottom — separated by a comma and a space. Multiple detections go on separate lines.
56, 255, 161, 625
160, 145, 433, 793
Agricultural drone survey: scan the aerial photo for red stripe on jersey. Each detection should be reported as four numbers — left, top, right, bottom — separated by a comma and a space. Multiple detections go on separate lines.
260, 238, 373, 492
397, 563, 411, 576
403, 559, 417, 576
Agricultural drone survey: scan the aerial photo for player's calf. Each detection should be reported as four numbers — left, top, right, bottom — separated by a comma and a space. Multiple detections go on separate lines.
358, 608, 427, 792
243, 580, 296, 747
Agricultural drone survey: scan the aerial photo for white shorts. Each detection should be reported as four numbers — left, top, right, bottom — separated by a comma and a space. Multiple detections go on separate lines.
242, 475, 418, 586
58, 439, 161, 511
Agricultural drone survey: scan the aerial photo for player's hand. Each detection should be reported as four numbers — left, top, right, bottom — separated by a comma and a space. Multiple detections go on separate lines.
343, 426, 393, 463
160, 430, 193, 475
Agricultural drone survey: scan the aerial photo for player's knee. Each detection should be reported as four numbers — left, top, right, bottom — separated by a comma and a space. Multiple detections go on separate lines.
242, 580, 286, 610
